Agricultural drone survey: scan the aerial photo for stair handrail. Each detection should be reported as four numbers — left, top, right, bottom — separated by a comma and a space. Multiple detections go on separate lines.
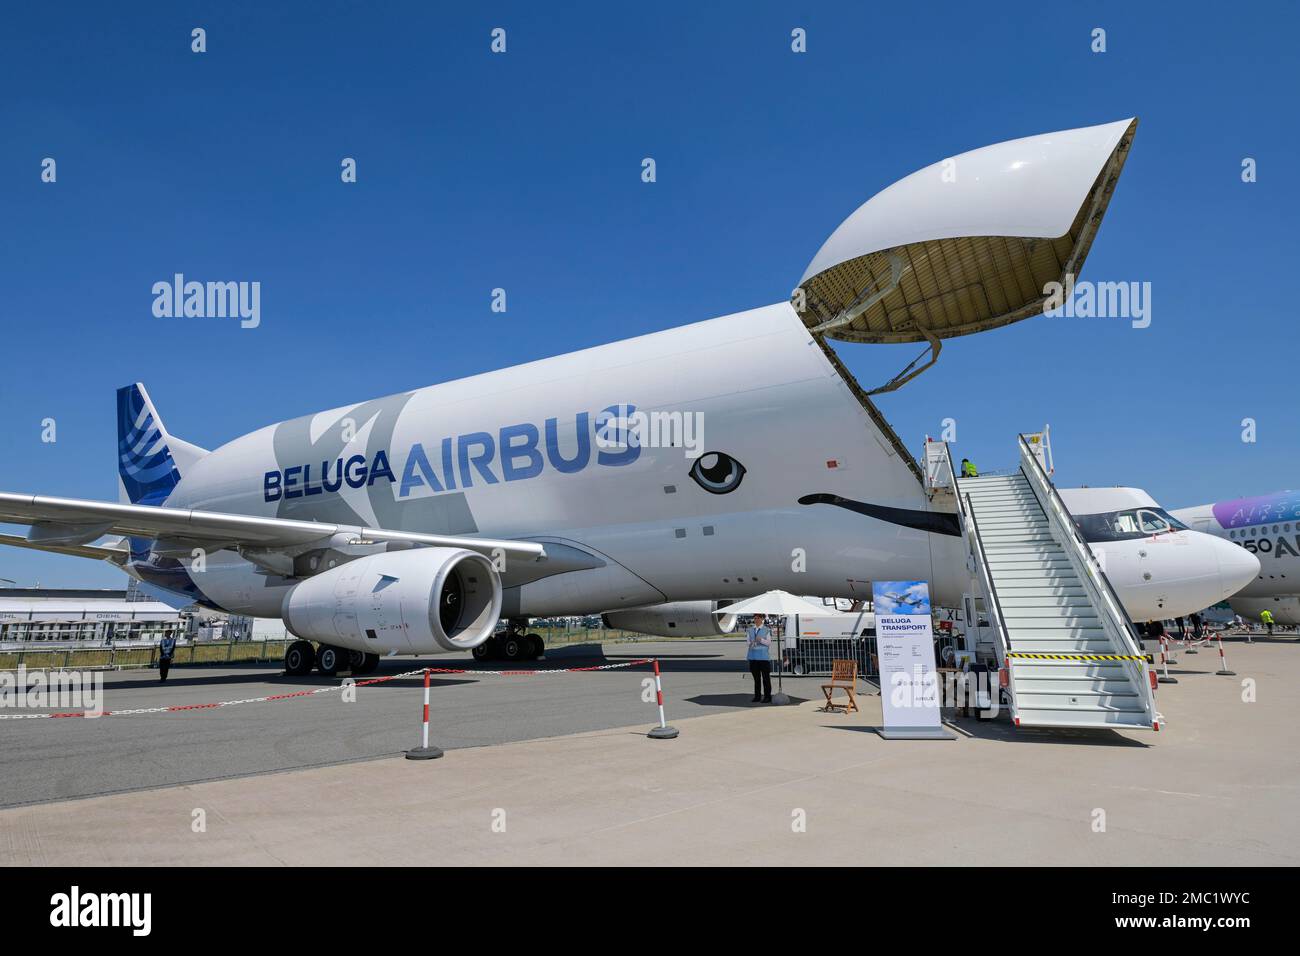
1016, 434, 1158, 727
942, 444, 1015, 675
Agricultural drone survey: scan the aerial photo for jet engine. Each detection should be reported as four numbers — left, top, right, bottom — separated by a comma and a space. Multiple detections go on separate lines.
282, 547, 502, 655
602, 600, 737, 638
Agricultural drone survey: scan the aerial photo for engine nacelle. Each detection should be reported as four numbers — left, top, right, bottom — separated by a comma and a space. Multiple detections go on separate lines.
282, 547, 501, 655
602, 600, 737, 638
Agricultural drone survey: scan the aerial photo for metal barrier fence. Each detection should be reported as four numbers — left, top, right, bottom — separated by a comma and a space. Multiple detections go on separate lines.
538, 625, 883, 677
770, 632, 962, 678
0, 640, 295, 672
777, 637, 878, 678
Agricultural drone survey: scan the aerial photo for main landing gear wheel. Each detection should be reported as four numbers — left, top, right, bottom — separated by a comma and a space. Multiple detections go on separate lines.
317, 645, 345, 676
285, 640, 316, 676
349, 650, 380, 675
472, 630, 543, 662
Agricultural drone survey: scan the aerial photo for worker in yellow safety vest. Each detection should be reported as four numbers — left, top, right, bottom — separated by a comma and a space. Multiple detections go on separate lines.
1260, 608, 1275, 636
961, 458, 978, 478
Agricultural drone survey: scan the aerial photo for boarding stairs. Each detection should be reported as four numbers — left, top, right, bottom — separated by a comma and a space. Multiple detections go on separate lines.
935, 432, 1158, 731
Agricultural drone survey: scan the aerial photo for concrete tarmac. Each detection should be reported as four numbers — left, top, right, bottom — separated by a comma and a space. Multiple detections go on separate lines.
0, 640, 767, 807
2, 636, 1297, 865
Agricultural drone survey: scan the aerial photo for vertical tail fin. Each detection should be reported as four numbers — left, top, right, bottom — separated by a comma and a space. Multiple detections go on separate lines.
116, 384, 208, 506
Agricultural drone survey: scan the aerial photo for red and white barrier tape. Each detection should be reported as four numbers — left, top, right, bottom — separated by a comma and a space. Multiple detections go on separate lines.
0, 658, 654, 720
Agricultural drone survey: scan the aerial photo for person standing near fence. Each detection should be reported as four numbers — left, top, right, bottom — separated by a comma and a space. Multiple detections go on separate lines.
158, 634, 176, 682
746, 613, 772, 703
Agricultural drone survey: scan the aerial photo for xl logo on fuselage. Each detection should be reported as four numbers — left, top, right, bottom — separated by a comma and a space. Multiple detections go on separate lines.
264, 404, 641, 502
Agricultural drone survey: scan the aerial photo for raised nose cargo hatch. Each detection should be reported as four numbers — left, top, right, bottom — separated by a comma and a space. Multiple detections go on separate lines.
795, 118, 1137, 345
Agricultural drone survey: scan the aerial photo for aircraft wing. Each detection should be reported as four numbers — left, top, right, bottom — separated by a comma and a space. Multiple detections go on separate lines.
0, 531, 129, 563
0, 491, 547, 562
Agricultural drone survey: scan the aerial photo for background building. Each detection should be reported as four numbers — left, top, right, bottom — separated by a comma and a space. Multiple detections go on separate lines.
0, 585, 287, 648
0, 587, 186, 647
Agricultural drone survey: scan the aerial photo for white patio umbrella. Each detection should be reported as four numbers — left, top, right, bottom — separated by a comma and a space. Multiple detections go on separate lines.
716, 590, 831, 704
716, 590, 831, 618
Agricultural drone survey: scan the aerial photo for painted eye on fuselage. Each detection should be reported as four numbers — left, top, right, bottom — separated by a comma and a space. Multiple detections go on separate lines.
690, 451, 746, 495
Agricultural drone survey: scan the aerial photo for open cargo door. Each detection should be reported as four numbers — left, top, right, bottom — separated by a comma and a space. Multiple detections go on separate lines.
795, 118, 1137, 391
792, 116, 1138, 472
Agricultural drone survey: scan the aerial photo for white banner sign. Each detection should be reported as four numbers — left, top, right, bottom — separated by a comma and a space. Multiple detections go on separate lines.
873, 581, 951, 739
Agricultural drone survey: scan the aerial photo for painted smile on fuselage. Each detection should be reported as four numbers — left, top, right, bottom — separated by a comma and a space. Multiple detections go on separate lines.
797, 493, 961, 536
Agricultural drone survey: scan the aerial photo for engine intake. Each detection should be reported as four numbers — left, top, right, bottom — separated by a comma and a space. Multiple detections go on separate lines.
282, 547, 501, 655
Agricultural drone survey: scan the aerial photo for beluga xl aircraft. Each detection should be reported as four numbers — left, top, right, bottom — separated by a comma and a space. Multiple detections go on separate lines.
0, 118, 1254, 681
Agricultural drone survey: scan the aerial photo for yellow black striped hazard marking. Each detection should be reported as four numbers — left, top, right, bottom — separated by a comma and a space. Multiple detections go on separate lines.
1008, 652, 1146, 661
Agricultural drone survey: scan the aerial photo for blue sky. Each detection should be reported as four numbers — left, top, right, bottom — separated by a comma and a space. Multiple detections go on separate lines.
2, 1, 1297, 589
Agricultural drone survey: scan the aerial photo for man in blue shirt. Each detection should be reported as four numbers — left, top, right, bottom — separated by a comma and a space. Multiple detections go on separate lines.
747, 613, 772, 703
158, 635, 176, 682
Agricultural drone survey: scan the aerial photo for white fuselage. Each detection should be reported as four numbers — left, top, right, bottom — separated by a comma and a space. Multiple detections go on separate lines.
140, 303, 968, 619
123, 305, 1254, 634
1060, 487, 1259, 621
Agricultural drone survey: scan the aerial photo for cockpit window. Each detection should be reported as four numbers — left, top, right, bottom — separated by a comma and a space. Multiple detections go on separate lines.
1138, 510, 1169, 534
1111, 512, 1142, 535
1074, 508, 1189, 542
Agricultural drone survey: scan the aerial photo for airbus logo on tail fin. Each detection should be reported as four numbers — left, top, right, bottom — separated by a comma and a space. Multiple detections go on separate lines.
116, 385, 180, 506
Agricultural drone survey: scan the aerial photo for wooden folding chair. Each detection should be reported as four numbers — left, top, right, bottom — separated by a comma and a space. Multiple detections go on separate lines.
820, 658, 859, 714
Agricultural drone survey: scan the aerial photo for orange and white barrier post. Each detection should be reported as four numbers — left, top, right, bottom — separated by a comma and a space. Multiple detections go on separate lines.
1214, 632, 1236, 676
647, 658, 679, 739
405, 668, 444, 760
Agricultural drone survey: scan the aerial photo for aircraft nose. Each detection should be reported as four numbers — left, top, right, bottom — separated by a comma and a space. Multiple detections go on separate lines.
1212, 536, 1260, 599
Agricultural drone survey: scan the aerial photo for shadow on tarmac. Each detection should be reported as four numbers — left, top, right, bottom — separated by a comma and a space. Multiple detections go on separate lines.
821, 721, 1148, 747
103, 669, 481, 693
92, 644, 759, 695
97, 661, 497, 692
685, 693, 810, 708
925, 713, 1149, 747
